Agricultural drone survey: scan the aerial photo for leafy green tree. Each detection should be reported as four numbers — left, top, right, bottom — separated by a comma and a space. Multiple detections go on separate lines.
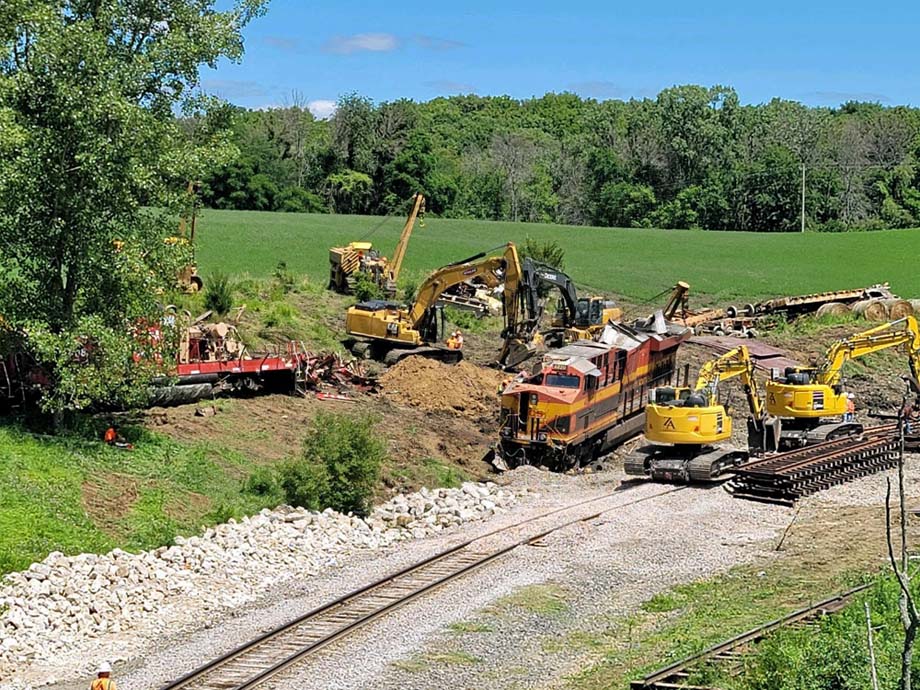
0, 0, 267, 414
325, 170, 374, 214
595, 181, 657, 228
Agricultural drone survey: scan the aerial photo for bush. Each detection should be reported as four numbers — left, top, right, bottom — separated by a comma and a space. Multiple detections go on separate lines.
352, 271, 385, 302
272, 261, 296, 294
245, 467, 280, 497
204, 271, 233, 317
278, 411, 386, 516
521, 237, 566, 270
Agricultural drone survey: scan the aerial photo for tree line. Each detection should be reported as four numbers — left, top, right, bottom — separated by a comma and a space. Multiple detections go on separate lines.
200, 87, 920, 232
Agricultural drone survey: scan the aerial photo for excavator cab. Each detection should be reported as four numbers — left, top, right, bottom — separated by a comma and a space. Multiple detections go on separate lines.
646, 385, 733, 446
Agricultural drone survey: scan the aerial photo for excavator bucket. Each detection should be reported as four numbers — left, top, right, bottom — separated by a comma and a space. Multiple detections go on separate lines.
501, 336, 544, 370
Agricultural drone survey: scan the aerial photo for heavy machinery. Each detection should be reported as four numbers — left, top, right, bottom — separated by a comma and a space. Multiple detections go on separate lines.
497, 260, 622, 369
167, 181, 204, 292
328, 193, 425, 296
765, 316, 920, 446
623, 345, 770, 482
495, 311, 690, 471
346, 243, 523, 365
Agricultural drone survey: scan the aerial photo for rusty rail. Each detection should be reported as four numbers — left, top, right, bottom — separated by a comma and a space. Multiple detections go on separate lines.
630, 584, 869, 689
728, 424, 900, 505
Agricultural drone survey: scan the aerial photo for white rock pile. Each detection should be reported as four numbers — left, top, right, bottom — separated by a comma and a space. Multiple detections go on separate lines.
0, 482, 521, 672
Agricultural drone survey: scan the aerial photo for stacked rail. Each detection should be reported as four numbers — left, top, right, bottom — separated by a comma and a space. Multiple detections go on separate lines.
630, 585, 868, 689
727, 424, 900, 505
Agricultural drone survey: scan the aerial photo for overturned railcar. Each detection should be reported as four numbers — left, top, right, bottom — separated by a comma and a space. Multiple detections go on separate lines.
496, 319, 689, 471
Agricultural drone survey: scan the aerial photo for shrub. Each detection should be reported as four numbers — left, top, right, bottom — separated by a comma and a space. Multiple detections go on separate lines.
278, 412, 386, 516
521, 237, 566, 270
204, 271, 233, 317
245, 467, 280, 497
352, 271, 385, 302
272, 261, 296, 294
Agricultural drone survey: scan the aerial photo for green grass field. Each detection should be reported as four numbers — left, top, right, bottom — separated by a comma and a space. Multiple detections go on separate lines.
196, 210, 920, 303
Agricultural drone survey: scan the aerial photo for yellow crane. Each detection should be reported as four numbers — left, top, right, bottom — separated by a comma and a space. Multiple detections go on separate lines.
328, 193, 425, 296
766, 315, 920, 445
346, 243, 523, 365
624, 345, 768, 482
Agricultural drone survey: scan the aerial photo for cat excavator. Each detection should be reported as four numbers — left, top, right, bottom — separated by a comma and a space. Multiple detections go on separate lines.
766, 315, 920, 446
624, 345, 770, 482
329, 193, 425, 296
346, 243, 523, 365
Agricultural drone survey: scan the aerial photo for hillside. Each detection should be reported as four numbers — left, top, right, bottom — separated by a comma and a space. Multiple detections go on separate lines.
196, 209, 920, 303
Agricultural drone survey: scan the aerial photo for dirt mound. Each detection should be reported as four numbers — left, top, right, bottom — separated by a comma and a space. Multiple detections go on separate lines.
380, 357, 504, 418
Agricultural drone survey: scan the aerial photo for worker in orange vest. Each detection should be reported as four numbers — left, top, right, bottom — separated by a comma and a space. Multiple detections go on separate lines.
454, 329, 464, 349
845, 393, 856, 422
91, 662, 116, 690
446, 331, 460, 350
103, 427, 134, 450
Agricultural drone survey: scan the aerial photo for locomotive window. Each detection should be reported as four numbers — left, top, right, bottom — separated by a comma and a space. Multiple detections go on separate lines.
544, 374, 580, 389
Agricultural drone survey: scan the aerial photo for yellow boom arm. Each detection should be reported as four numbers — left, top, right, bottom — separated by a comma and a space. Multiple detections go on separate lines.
813, 316, 920, 386
407, 243, 522, 328
694, 345, 765, 422
386, 193, 425, 286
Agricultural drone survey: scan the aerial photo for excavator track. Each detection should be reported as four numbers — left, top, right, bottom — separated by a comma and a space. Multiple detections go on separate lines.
622, 445, 747, 483
686, 446, 749, 482
382, 346, 463, 366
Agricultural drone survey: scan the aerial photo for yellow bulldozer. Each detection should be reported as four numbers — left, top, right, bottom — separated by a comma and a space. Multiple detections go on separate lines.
329, 193, 425, 297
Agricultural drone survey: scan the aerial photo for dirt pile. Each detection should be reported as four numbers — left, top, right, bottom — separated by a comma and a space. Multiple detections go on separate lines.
379, 358, 504, 418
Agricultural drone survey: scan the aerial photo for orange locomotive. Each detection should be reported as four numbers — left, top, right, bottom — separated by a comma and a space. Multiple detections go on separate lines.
496, 319, 689, 471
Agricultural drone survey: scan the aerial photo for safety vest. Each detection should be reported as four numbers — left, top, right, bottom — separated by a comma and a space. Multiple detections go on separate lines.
91, 678, 116, 690
104, 428, 116, 444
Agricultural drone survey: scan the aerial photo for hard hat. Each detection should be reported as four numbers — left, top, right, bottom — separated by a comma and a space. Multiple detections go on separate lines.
847, 393, 855, 399
97, 662, 113, 675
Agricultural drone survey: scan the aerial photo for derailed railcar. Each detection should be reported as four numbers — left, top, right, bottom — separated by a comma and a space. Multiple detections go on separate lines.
496, 320, 689, 471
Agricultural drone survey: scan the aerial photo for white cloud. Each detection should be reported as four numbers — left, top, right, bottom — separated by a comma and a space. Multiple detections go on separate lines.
308, 99, 337, 120
323, 33, 399, 55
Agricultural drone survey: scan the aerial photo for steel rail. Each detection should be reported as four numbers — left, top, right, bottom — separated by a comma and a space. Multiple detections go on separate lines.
160, 486, 687, 690
630, 584, 870, 689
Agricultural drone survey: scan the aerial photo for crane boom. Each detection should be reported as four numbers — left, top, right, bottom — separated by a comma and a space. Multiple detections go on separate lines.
386, 193, 425, 287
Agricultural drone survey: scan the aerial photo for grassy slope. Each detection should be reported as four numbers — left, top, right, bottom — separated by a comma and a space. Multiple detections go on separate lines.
0, 421, 277, 574
196, 210, 920, 302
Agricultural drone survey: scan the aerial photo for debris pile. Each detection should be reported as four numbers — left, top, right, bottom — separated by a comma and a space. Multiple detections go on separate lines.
0, 482, 521, 672
379, 358, 504, 417
297, 351, 377, 393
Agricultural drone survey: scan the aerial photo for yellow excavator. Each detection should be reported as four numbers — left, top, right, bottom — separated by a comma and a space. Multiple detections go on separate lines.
766, 315, 920, 446
624, 345, 769, 482
329, 193, 425, 296
346, 243, 523, 365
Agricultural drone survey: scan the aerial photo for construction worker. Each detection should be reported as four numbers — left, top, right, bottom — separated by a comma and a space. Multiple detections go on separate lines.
91, 662, 116, 690
103, 427, 133, 450
844, 393, 856, 422
454, 329, 464, 349
446, 331, 459, 350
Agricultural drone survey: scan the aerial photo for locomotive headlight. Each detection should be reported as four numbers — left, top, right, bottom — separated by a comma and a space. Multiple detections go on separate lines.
530, 393, 538, 404
537, 432, 548, 442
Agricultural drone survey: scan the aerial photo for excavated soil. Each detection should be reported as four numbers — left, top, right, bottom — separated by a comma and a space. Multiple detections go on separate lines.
379, 358, 505, 419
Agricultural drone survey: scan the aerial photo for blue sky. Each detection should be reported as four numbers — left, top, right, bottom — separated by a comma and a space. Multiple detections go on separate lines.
203, 0, 919, 117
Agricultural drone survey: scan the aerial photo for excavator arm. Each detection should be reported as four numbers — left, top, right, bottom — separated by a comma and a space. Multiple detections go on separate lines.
407, 243, 521, 327
386, 193, 425, 286
814, 316, 920, 386
694, 346, 766, 423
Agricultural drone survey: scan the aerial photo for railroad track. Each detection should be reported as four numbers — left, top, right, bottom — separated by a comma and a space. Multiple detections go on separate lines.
728, 424, 901, 505
160, 485, 686, 690
630, 584, 869, 689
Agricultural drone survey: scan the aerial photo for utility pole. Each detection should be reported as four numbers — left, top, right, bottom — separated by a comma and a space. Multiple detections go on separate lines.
800, 163, 806, 233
